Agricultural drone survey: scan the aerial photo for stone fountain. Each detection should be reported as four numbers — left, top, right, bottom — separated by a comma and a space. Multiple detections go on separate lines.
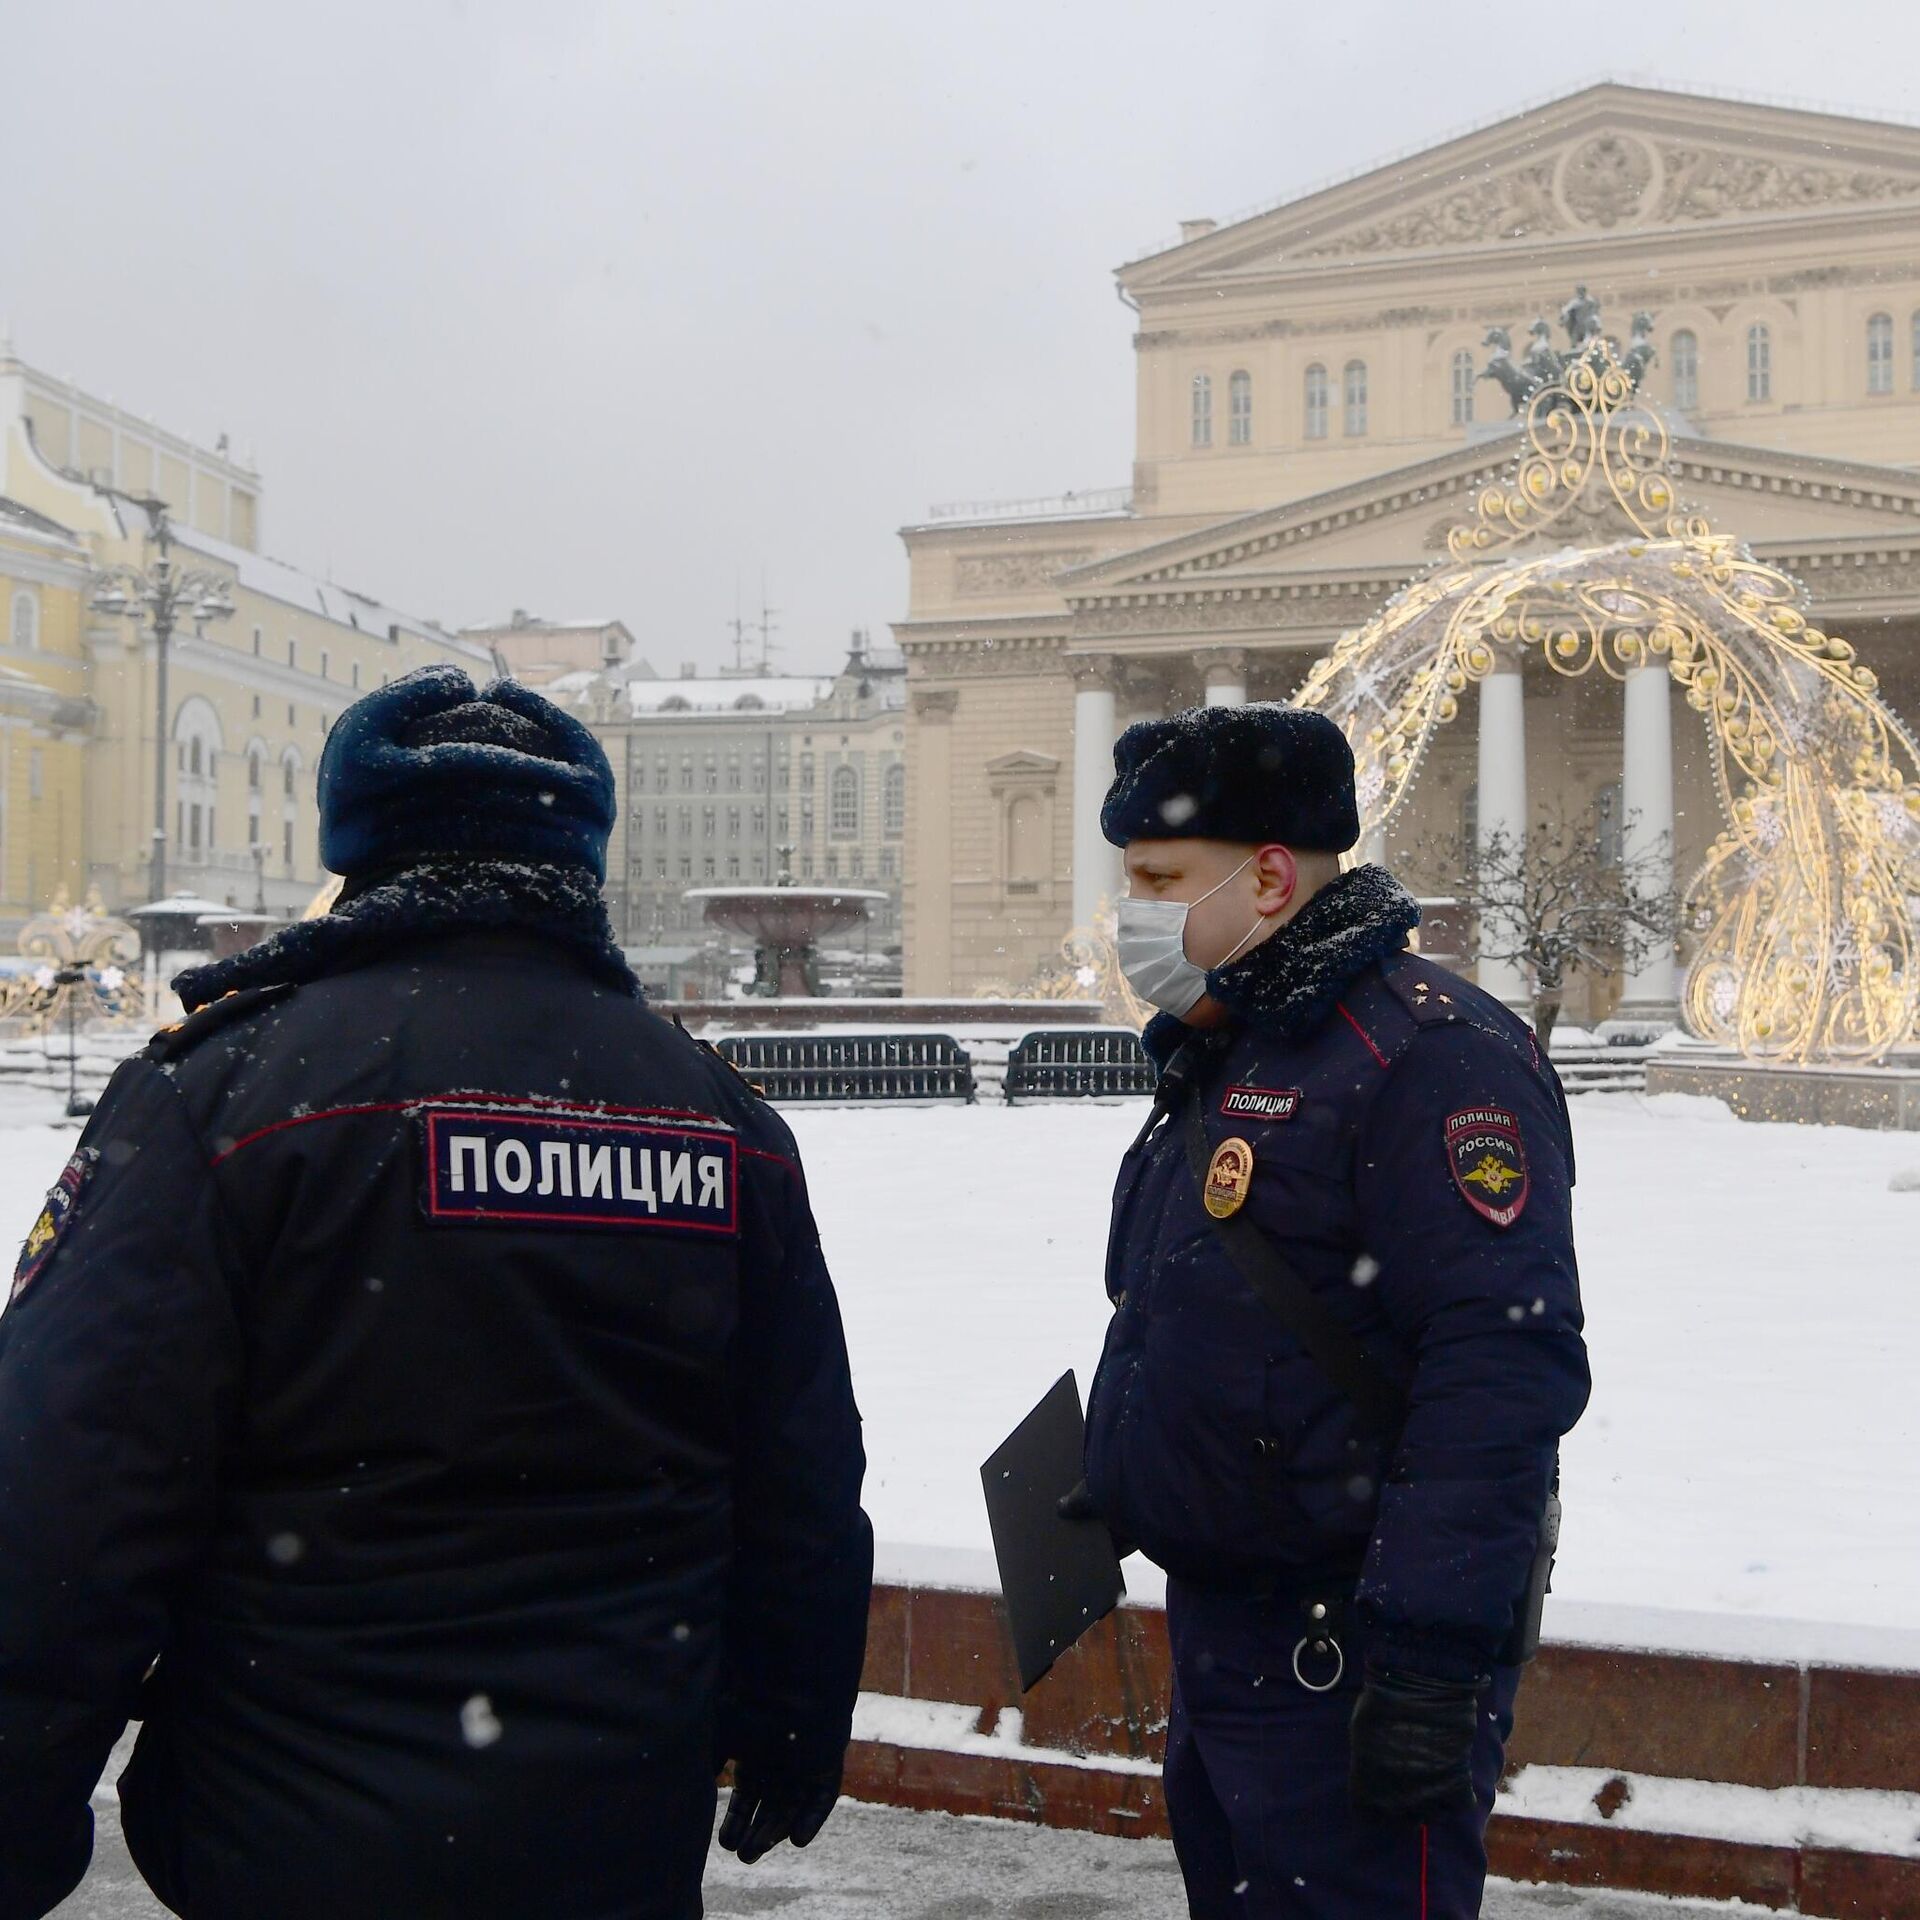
686, 847, 887, 997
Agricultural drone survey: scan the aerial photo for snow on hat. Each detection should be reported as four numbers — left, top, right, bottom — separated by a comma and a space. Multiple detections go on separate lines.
1100, 702, 1359, 852
318, 665, 616, 882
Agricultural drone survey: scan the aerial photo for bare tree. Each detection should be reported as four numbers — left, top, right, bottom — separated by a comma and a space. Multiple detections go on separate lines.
1419, 811, 1679, 1051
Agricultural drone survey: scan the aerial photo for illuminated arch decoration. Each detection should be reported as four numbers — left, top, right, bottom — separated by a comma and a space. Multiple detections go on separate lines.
1291, 346, 1920, 1065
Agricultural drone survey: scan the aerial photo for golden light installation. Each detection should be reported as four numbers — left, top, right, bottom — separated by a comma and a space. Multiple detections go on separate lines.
1292, 347, 1920, 1065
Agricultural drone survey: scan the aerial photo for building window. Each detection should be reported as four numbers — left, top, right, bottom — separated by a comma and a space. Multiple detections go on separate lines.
1304, 363, 1328, 441
319, 649, 330, 680
1006, 794, 1044, 886
883, 762, 905, 836
1450, 350, 1475, 427
850, 847, 864, 878
1343, 360, 1368, 436
1746, 324, 1771, 402
1868, 312, 1894, 394
1190, 372, 1213, 449
727, 807, 740, 839
1228, 370, 1252, 446
680, 755, 694, 790
654, 755, 669, 792
702, 806, 716, 838
726, 754, 741, 791
702, 855, 715, 880
829, 764, 859, 837
880, 847, 897, 879
283, 819, 294, 868
726, 855, 740, 880
288, 638, 297, 670
351, 661, 361, 689
251, 625, 262, 655
776, 803, 789, 837
1594, 781, 1623, 868
679, 854, 692, 881
801, 799, 814, 837
825, 851, 839, 879
751, 805, 766, 836
1671, 330, 1699, 410
283, 758, 295, 799
656, 857, 668, 881
9, 590, 38, 650
679, 805, 693, 835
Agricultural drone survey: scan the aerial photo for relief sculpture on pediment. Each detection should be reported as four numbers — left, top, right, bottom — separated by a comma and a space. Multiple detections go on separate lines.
1654, 147, 1920, 221
1297, 163, 1562, 257
1556, 134, 1655, 228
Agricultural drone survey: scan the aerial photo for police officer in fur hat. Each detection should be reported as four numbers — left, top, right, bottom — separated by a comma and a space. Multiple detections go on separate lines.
1069, 702, 1589, 1919
0, 666, 873, 1920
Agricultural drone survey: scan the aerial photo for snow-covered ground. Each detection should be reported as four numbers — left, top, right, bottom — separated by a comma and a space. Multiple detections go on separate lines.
52, 1736, 1781, 1919
5, 1086, 1918, 1659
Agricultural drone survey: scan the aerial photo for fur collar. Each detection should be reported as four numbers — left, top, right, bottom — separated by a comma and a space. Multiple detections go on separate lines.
173, 859, 641, 1012
1142, 864, 1420, 1064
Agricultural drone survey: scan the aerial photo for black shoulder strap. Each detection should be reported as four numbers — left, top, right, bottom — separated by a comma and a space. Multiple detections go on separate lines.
1182, 1093, 1408, 1435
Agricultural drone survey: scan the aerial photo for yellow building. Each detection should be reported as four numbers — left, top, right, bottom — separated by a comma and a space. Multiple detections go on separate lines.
896, 82, 1920, 1019
0, 340, 498, 931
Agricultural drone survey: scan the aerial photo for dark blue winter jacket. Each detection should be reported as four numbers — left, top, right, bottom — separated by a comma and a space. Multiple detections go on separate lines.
1084, 866, 1589, 1683
0, 879, 871, 1920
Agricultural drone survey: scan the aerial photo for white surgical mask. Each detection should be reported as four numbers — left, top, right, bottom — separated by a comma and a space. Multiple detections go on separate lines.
1115, 855, 1263, 1017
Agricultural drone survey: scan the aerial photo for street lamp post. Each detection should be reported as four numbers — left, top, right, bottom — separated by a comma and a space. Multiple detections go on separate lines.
88, 499, 236, 907
51, 966, 94, 1118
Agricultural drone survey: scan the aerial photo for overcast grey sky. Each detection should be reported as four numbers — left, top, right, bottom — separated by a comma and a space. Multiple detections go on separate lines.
4, 1, 1919, 671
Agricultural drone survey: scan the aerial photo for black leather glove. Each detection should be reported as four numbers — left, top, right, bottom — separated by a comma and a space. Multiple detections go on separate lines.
1057, 1478, 1137, 1559
1348, 1668, 1483, 1822
717, 1761, 843, 1864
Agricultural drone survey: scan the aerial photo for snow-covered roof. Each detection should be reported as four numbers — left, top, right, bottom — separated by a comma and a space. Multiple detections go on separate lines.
466, 615, 627, 634
625, 675, 834, 717
0, 495, 85, 553
170, 525, 489, 662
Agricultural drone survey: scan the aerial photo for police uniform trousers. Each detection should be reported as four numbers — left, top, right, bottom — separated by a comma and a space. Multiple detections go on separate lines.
1163, 1579, 1520, 1920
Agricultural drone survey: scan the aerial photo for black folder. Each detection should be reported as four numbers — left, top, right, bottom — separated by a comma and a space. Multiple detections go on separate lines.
980, 1370, 1127, 1691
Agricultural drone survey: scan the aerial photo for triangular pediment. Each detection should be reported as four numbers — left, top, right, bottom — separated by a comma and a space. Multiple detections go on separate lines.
1123, 84, 1920, 284
984, 749, 1062, 776
1059, 435, 1920, 599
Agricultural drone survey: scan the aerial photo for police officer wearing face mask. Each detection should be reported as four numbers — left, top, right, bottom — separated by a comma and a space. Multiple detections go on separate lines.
0, 667, 872, 1920
1071, 703, 1589, 1920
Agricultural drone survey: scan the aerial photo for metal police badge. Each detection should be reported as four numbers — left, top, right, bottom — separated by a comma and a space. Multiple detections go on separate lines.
1203, 1136, 1255, 1220
1444, 1107, 1530, 1228
11, 1147, 99, 1306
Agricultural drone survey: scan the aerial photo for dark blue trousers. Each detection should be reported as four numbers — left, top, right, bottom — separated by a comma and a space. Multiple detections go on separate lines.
1163, 1579, 1519, 1920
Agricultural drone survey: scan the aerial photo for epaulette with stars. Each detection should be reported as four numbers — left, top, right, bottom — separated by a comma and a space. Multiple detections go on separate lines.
146, 982, 300, 1064
1382, 967, 1466, 1026
689, 1032, 770, 1102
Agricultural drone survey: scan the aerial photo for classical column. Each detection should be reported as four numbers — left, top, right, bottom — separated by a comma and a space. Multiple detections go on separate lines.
1069, 654, 1124, 929
1196, 647, 1248, 707
1613, 661, 1678, 1025
1475, 656, 1530, 1011
906, 688, 957, 995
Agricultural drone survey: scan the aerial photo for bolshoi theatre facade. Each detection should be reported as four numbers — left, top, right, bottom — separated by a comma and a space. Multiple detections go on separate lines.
893, 82, 1920, 1024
